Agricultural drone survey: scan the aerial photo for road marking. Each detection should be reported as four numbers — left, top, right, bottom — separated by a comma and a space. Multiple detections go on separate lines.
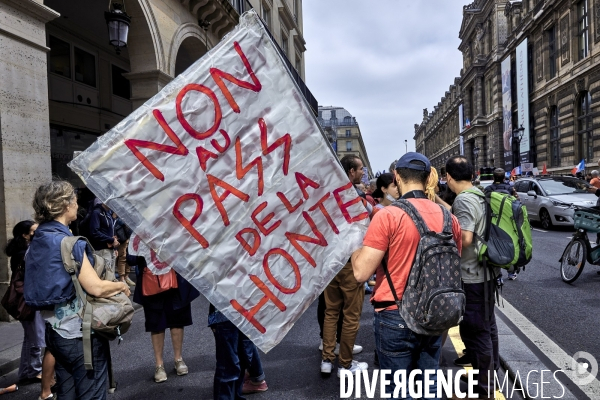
448, 326, 506, 399
532, 228, 548, 233
497, 299, 600, 398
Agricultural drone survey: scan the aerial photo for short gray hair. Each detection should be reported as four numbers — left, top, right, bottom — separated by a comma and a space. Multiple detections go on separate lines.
32, 181, 76, 223
592, 170, 599, 177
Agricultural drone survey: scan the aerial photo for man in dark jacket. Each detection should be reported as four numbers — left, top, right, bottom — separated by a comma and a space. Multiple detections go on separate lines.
484, 168, 517, 197
88, 199, 119, 273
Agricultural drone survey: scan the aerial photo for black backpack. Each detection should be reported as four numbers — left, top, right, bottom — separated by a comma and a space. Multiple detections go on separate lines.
381, 199, 465, 336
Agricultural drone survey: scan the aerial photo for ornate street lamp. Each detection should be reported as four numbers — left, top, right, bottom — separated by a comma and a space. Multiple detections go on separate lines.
198, 18, 211, 50
105, 1, 131, 55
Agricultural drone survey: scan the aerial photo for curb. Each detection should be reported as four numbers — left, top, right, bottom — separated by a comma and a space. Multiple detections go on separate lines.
496, 308, 579, 399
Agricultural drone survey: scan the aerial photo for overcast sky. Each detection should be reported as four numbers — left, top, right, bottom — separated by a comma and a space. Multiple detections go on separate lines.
303, 1, 465, 173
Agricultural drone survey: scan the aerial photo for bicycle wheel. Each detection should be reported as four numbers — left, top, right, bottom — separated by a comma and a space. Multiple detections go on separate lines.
560, 238, 587, 283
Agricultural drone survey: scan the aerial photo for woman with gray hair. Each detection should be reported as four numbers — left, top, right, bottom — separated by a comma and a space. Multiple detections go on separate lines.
24, 181, 130, 400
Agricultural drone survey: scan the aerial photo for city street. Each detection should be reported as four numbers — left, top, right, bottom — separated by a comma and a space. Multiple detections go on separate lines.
1, 294, 521, 400
501, 224, 600, 372
4, 223, 596, 399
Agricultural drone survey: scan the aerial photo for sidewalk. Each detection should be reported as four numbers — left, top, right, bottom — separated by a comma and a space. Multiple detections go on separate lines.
0, 320, 25, 377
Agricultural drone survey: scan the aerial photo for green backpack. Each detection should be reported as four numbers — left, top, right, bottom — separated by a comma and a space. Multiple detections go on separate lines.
466, 189, 533, 269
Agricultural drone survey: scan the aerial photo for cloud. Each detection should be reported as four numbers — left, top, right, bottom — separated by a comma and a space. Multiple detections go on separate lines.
303, 0, 464, 172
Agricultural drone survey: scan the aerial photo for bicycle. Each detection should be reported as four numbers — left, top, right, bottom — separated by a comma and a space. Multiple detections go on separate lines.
559, 206, 600, 283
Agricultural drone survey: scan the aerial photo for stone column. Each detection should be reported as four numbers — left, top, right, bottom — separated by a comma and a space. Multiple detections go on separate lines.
0, 0, 59, 320
464, 140, 473, 166
473, 136, 485, 173
475, 75, 484, 120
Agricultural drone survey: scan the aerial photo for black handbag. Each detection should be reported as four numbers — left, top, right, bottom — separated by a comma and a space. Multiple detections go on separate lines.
1, 266, 34, 321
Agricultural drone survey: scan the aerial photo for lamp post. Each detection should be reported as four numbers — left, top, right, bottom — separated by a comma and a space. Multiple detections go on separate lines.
473, 146, 480, 176
198, 18, 211, 50
105, 1, 131, 55
512, 124, 525, 170
405, 139, 408, 154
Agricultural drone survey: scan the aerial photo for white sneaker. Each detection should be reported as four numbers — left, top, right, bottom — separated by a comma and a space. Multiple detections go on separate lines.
337, 360, 368, 377
321, 360, 333, 377
334, 343, 363, 355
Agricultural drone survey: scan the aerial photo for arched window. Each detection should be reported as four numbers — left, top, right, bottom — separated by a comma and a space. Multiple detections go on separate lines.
578, 92, 592, 161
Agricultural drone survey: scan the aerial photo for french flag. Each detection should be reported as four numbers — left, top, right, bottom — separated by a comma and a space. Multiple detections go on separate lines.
571, 159, 585, 175
510, 166, 521, 177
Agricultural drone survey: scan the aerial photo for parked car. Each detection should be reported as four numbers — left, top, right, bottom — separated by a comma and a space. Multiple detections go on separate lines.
479, 180, 494, 189
514, 177, 597, 229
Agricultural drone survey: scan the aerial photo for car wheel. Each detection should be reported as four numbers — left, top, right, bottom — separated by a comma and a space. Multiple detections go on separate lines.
540, 208, 553, 230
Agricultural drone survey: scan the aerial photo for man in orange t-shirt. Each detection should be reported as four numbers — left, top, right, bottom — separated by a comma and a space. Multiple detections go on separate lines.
351, 153, 462, 397
590, 170, 600, 189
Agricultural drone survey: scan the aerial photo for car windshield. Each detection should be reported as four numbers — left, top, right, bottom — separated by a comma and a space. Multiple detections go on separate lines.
538, 179, 590, 195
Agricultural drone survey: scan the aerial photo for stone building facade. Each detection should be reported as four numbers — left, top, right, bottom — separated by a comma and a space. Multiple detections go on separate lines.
318, 106, 373, 178
417, 0, 600, 177
0, 0, 315, 320
414, 79, 462, 170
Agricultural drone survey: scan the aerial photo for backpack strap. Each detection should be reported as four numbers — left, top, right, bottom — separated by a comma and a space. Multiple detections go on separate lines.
59, 236, 94, 371
459, 190, 499, 320
391, 199, 430, 238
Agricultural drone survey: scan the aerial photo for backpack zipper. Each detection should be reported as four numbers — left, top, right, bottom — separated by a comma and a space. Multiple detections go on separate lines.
424, 288, 465, 315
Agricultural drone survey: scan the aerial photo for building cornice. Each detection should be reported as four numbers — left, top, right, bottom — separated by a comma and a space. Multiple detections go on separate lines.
1, 0, 60, 23
0, 0, 59, 52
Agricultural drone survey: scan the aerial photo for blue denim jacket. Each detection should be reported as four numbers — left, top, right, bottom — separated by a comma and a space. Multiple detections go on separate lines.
24, 221, 91, 307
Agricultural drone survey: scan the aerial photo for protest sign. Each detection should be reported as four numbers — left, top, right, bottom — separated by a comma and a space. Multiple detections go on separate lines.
522, 163, 534, 173
69, 10, 369, 352
128, 233, 171, 275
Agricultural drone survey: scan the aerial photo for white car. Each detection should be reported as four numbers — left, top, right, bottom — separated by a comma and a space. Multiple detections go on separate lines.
513, 177, 597, 229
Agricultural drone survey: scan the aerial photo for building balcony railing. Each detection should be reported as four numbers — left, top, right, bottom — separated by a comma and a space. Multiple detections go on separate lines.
318, 119, 359, 127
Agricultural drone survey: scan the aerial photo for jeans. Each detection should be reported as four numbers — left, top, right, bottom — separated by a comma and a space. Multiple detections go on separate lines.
374, 310, 442, 400
459, 282, 499, 396
211, 319, 265, 400
18, 311, 45, 380
45, 324, 109, 400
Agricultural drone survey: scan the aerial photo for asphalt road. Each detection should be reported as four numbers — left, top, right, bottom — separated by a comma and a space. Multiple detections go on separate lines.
1, 293, 519, 400
500, 223, 600, 368
6, 225, 584, 399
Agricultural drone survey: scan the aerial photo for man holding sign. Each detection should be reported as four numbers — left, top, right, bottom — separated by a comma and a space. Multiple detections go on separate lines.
68, 8, 368, 360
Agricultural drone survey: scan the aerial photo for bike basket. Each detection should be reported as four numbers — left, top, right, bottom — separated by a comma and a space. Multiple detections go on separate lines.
574, 209, 600, 233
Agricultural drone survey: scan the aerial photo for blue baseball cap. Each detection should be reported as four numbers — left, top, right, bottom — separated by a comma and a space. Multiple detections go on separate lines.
395, 152, 431, 173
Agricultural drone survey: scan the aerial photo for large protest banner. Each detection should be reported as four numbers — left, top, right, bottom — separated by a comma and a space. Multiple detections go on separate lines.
69, 10, 369, 352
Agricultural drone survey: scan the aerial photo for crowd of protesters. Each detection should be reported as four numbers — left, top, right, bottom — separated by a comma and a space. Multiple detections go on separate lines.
0, 149, 518, 400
